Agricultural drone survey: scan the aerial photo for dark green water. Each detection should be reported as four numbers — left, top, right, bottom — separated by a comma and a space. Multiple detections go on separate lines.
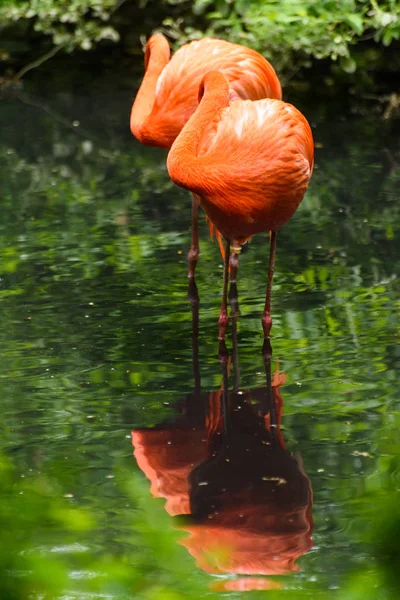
0, 63, 399, 599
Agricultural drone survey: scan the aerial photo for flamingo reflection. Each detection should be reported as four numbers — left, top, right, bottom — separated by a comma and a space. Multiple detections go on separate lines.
131, 307, 313, 590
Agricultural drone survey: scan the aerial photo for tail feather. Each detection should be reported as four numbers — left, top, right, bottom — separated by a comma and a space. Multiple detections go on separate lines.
206, 216, 225, 260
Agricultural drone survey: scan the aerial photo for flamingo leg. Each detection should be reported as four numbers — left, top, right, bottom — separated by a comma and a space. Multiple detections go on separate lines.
188, 194, 200, 279
188, 278, 200, 396
218, 238, 231, 341
262, 231, 277, 341
261, 338, 277, 440
228, 244, 241, 317
231, 311, 240, 394
220, 340, 232, 442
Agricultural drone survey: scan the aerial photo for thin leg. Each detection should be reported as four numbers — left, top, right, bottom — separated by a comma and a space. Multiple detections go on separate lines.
188, 278, 200, 396
217, 338, 232, 442
188, 194, 200, 279
262, 231, 277, 340
221, 340, 232, 443
218, 239, 230, 341
231, 313, 240, 393
228, 244, 241, 317
261, 337, 277, 441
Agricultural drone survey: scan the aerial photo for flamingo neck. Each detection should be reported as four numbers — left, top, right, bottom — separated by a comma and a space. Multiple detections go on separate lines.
130, 34, 170, 139
167, 71, 230, 192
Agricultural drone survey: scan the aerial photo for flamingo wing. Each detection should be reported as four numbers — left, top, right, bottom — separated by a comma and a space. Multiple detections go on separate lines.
150, 39, 281, 146
191, 99, 314, 240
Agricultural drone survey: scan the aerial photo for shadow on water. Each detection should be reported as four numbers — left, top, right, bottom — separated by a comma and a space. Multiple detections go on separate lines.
131, 302, 313, 591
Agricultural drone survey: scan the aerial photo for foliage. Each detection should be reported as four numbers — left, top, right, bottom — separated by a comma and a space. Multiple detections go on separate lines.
0, 0, 122, 52
163, 0, 400, 74
0, 0, 400, 86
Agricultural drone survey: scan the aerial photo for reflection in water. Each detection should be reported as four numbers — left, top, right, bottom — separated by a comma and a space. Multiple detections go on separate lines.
131, 306, 313, 590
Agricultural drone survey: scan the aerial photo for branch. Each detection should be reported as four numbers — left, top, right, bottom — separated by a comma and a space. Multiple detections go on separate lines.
110, 0, 130, 16
15, 45, 63, 80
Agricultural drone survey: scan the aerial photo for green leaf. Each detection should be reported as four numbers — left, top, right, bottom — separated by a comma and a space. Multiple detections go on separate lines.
344, 13, 364, 35
341, 56, 357, 73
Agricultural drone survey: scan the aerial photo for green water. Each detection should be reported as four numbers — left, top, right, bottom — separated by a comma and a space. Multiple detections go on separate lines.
0, 63, 399, 599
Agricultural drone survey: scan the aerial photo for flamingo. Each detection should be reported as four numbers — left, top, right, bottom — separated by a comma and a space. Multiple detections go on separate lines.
130, 33, 282, 280
167, 71, 314, 343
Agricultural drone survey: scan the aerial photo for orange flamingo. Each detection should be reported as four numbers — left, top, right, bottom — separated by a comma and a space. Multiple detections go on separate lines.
130, 33, 282, 279
167, 70, 314, 342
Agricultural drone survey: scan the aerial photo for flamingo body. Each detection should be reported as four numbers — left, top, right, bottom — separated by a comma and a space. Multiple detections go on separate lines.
167, 71, 314, 339
130, 34, 282, 149
167, 74, 314, 243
